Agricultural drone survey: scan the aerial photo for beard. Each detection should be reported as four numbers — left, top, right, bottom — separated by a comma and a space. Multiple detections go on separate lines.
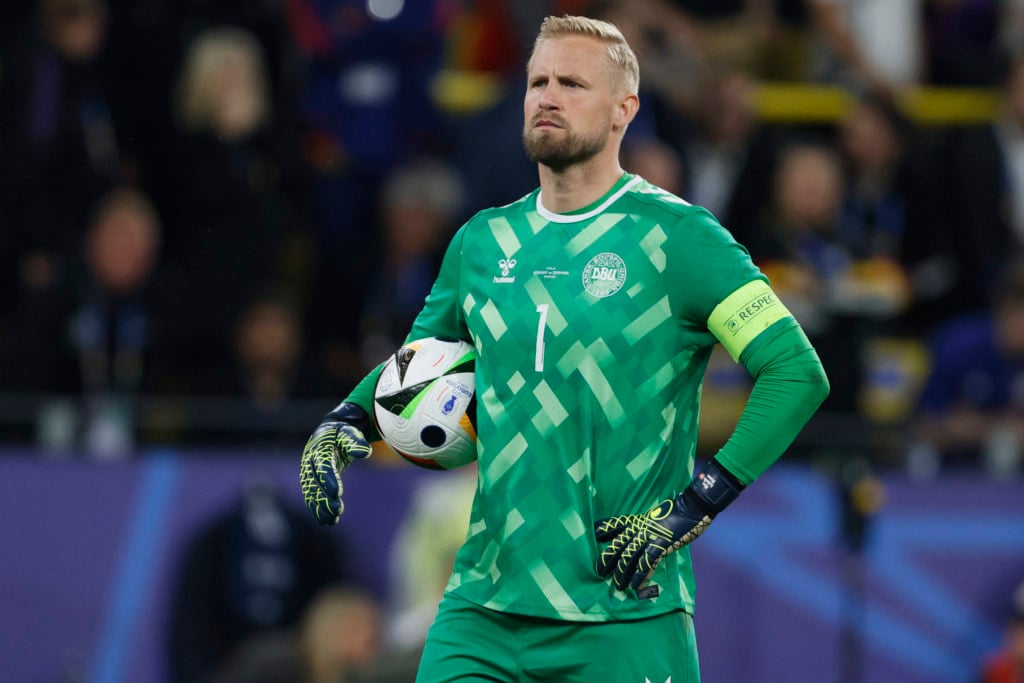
522, 121, 609, 172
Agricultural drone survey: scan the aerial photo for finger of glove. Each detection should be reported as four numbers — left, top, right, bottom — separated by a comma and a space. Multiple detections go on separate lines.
612, 529, 648, 591
593, 515, 629, 542
336, 424, 371, 461
594, 515, 637, 576
631, 544, 667, 591
303, 427, 343, 494
309, 441, 342, 499
595, 530, 628, 577
315, 493, 343, 525
300, 454, 342, 525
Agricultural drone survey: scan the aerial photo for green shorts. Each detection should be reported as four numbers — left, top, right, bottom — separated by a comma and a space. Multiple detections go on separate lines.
415, 593, 700, 682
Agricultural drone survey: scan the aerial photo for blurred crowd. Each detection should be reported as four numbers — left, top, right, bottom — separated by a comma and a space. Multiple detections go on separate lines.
2, 4, 1023, 681
2, 0, 1024, 478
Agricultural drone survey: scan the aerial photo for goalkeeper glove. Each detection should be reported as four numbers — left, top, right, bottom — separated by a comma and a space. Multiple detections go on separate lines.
300, 402, 372, 525
595, 458, 745, 594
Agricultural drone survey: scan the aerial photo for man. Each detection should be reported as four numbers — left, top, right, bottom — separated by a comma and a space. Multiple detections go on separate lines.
301, 15, 829, 681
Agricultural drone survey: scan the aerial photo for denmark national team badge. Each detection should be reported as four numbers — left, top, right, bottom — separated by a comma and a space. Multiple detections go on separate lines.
582, 252, 627, 298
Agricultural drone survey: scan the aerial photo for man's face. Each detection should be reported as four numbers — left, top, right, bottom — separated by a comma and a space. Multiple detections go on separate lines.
523, 35, 619, 171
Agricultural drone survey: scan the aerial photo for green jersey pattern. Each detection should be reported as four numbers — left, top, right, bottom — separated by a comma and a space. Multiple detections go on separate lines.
363, 174, 765, 621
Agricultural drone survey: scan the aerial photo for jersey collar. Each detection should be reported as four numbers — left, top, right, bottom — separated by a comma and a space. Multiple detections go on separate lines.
535, 173, 641, 224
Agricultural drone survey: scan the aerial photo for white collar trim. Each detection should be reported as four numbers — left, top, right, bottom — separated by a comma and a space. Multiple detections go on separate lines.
536, 176, 642, 223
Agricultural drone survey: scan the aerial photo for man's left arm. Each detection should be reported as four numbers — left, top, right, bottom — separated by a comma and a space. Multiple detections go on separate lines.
596, 280, 829, 592
708, 284, 831, 484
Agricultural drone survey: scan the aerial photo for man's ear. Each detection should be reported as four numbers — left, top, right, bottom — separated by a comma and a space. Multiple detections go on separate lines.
613, 93, 640, 133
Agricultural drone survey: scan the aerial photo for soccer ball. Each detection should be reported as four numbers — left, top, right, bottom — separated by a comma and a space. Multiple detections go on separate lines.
372, 337, 478, 470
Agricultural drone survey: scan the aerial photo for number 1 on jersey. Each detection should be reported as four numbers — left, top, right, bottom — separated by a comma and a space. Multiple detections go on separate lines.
535, 304, 548, 372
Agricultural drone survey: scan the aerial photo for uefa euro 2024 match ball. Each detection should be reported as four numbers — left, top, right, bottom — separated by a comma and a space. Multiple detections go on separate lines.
372, 337, 478, 470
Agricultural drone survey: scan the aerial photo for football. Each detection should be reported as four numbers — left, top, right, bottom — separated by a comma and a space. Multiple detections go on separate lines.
372, 337, 478, 470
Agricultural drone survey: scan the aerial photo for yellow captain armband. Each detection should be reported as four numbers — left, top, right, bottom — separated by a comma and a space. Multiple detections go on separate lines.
707, 280, 793, 361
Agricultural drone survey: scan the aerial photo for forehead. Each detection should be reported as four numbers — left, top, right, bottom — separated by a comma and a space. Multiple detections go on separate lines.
528, 35, 609, 81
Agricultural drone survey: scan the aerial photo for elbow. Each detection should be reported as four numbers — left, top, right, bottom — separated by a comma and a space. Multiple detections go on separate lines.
809, 363, 831, 409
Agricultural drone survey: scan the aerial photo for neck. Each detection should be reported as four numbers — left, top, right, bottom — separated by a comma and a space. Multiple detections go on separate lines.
537, 151, 625, 213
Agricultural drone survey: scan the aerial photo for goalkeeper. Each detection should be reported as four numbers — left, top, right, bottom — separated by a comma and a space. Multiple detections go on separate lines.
301, 14, 829, 682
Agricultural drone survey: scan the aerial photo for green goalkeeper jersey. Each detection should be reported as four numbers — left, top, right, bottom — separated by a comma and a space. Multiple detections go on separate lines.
349, 173, 777, 621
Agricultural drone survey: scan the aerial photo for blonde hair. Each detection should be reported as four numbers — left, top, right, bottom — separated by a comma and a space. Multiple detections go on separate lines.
175, 27, 269, 134
529, 15, 639, 95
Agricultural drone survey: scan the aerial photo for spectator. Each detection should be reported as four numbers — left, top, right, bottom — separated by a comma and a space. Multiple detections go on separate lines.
941, 54, 1024, 316
292, 0, 449, 174
358, 158, 465, 364
228, 293, 325, 404
835, 92, 954, 333
190, 291, 332, 448
978, 578, 1024, 683
807, 0, 925, 97
0, 0, 125, 316
211, 586, 386, 683
385, 469, 477, 652
316, 157, 466, 391
924, 0, 1005, 87
675, 68, 781, 243
594, 0, 707, 122
0, 186, 177, 455
911, 258, 1024, 479
298, 587, 386, 683
151, 26, 314, 383
665, 0, 803, 78
597, 0, 803, 102
1004, 0, 1024, 60
168, 479, 351, 683
622, 135, 687, 197
748, 141, 905, 411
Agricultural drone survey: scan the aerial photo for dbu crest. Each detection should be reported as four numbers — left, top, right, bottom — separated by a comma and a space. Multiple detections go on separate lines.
582, 252, 627, 298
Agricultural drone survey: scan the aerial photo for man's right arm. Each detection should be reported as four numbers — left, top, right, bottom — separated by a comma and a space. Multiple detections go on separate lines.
300, 224, 471, 524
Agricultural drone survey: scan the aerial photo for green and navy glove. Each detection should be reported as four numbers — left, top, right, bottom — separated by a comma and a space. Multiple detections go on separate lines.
300, 402, 372, 525
595, 458, 745, 595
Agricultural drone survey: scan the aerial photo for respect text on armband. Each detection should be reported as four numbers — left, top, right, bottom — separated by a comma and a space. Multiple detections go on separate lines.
724, 292, 777, 335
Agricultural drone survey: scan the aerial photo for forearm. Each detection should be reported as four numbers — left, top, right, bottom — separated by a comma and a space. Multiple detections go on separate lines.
714, 319, 830, 484
338, 361, 387, 441
343, 361, 385, 411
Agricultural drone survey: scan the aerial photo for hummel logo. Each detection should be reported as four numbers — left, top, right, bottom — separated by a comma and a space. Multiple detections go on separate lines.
494, 258, 518, 283
644, 677, 671, 683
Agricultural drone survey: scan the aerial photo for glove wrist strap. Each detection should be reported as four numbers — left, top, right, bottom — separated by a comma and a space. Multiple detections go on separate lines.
686, 458, 745, 518
325, 402, 372, 434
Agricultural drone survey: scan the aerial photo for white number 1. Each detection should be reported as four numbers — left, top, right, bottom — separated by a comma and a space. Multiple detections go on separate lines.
535, 304, 548, 372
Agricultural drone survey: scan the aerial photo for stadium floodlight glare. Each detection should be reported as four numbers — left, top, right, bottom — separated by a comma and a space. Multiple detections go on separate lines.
367, 0, 403, 21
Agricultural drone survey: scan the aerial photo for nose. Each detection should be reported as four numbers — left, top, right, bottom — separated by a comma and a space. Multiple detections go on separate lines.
537, 84, 559, 110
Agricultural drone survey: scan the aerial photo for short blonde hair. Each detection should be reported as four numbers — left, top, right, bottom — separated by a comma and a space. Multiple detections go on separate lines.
529, 15, 639, 96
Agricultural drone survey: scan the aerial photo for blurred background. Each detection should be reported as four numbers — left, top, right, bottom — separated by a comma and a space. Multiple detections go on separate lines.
1, 0, 1024, 681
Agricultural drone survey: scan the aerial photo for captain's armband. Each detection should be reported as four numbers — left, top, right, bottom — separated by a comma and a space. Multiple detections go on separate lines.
707, 280, 793, 361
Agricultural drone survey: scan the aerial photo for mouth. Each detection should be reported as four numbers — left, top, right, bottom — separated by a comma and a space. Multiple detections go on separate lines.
534, 118, 563, 129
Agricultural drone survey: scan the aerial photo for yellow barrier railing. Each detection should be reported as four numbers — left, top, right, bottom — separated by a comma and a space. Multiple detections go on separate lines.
756, 82, 1001, 125
432, 70, 1003, 125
